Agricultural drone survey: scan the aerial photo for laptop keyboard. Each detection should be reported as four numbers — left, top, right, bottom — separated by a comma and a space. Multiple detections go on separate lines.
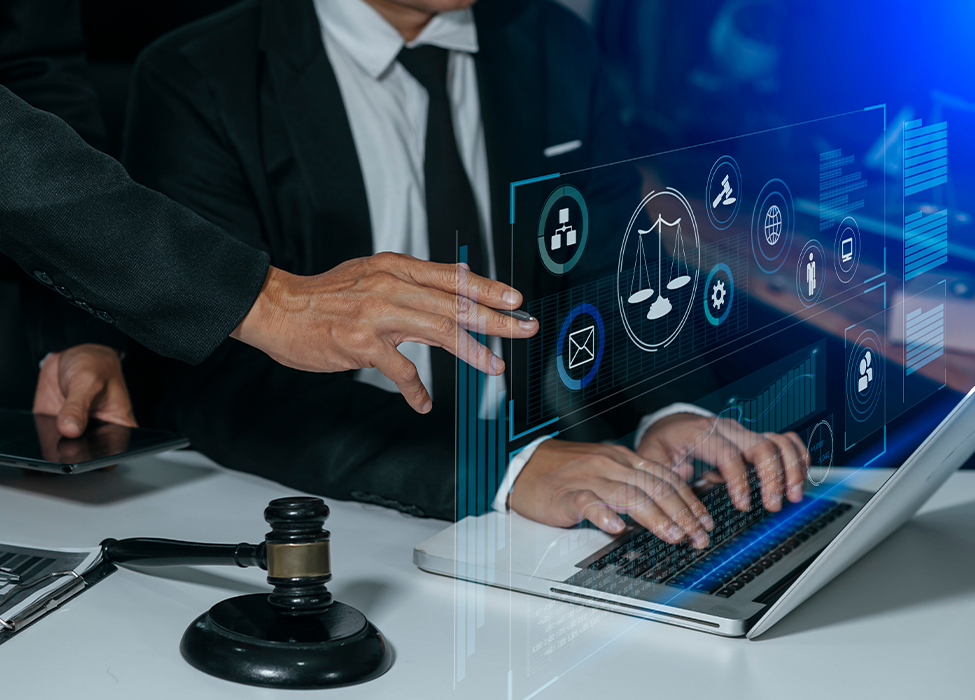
581, 478, 853, 598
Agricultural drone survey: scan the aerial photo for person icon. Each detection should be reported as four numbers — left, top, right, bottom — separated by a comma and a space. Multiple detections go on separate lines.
806, 252, 817, 298
858, 350, 873, 394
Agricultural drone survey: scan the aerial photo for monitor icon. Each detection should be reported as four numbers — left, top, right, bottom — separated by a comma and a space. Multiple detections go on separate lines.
841, 236, 854, 263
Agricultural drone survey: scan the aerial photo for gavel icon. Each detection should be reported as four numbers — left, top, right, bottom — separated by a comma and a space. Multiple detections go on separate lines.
101, 497, 391, 689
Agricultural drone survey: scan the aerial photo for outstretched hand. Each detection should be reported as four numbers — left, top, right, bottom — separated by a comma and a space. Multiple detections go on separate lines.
32, 343, 138, 438
231, 253, 539, 413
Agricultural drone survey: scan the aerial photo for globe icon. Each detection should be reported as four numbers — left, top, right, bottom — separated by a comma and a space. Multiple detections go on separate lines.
764, 205, 782, 245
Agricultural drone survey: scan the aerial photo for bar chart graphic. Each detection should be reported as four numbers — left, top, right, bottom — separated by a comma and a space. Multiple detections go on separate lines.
905, 302, 945, 376
734, 352, 818, 434
819, 149, 866, 232
903, 119, 947, 196
904, 209, 948, 280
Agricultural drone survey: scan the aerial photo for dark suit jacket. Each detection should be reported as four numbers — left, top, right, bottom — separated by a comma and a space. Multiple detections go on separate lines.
122, 0, 678, 519
0, 85, 271, 365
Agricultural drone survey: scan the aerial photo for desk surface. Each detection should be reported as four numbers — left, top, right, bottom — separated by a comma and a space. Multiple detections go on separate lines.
1, 453, 972, 699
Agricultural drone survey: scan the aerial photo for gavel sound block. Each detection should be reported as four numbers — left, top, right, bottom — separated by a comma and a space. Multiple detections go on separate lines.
102, 497, 391, 689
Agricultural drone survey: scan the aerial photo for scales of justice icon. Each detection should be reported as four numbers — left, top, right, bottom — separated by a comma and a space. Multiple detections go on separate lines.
626, 213, 692, 320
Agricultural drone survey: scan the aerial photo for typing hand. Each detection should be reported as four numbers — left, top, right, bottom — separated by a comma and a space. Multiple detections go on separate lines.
636, 413, 809, 513
32, 343, 138, 438
508, 440, 715, 548
231, 253, 538, 414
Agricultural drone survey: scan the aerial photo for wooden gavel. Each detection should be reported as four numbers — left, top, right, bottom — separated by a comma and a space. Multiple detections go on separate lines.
101, 496, 332, 615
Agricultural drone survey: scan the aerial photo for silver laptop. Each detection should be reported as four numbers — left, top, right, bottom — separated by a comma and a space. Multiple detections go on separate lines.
414, 385, 975, 638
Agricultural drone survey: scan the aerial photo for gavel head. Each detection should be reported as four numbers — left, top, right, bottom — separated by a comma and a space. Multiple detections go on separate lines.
263, 497, 332, 615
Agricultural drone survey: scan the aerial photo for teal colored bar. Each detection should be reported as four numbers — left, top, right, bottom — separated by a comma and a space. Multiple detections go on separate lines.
906, 236, 947, 264
904, 150, 947, 171
907, 250, 948, 277
497, 397, 506, 550
508, 172, 561, 224
905, 121, 947, 138
477, 352, 485, 517
906, 175, 947, 196
904, 139, 946, 159
906, 166, 947, 188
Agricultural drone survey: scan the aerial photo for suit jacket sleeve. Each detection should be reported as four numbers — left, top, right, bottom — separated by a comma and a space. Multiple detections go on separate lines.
0, 85, 270, 365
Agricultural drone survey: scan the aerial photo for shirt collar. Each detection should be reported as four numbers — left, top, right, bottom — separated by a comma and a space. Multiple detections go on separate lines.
313, 0, 479, 80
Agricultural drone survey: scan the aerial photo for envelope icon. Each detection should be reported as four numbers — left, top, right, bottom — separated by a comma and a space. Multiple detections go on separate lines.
568, 325, 596, 369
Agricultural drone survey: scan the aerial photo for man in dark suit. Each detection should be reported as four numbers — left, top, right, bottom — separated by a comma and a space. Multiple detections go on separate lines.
123, 0, 807, 543
1, 0, 535, 436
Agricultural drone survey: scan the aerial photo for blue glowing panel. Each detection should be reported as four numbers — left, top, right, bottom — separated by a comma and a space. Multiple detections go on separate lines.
904, 209, 948, 280
903, 120, 948, 196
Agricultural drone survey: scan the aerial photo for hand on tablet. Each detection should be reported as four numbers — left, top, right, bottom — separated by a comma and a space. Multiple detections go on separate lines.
32, 343, 138, 438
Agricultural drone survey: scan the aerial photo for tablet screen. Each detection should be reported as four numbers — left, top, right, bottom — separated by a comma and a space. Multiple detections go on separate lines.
0, 408, 189, 473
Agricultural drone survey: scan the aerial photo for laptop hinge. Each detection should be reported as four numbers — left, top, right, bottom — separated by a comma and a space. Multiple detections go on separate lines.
753, 549, 824, 605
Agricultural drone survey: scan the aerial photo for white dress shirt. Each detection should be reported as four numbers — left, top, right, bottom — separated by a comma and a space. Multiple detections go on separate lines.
312, 0, 496, 400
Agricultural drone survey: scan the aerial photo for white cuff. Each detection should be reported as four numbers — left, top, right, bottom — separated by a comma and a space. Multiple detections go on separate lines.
633, 402, 714, 451
491, 435, 554, 512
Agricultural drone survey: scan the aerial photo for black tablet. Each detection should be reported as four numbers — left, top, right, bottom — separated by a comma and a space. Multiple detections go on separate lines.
0, 408, 189, 474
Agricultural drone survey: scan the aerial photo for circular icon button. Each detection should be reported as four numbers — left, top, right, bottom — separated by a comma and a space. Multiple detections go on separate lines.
617, 188, 701, 352
556, 303, 605, 391
751, 178, 795, 274
706, 156, 742, 231
704, 263, 735, 326
847, 329, 883, 423
537, 185, 589, 275
807, 420, 835, 487
796, 239, 826, 307
834, 217, 861, 284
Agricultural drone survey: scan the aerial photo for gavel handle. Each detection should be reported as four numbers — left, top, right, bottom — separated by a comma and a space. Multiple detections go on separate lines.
101, 538, 267, 570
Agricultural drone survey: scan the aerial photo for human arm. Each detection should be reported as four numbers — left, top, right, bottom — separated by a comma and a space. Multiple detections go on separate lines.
0, 86, 534, 410
0, 84, 270, 365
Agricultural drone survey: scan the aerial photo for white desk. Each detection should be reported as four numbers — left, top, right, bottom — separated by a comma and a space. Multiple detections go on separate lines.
1, 454, 973, 699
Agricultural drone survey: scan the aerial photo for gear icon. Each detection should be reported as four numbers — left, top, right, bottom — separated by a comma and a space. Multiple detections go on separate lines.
711, 279, 727, 310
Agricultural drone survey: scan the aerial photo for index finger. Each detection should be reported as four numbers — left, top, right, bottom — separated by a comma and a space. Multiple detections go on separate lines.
406, 260, 523, 310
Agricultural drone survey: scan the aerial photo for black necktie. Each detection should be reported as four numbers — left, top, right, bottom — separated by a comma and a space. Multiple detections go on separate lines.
398, 45, 485, 404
